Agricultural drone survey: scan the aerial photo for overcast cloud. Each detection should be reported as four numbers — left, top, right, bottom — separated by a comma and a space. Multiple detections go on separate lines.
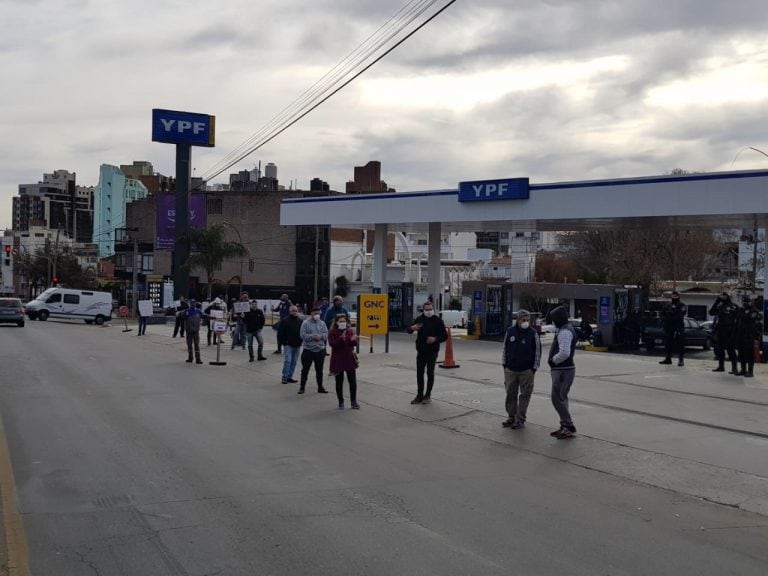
2, 0, 768, 228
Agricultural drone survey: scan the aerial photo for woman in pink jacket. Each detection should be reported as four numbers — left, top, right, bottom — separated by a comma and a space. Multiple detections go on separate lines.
328, 314, 359, 410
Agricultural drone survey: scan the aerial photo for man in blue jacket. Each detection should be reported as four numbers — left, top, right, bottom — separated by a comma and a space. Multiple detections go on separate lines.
502, 309, 541, 429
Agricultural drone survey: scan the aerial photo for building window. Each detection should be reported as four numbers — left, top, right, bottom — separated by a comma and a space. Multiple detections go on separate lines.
142, 254, 154, 272
249, 258, 255, 272
207, 198, 223, 215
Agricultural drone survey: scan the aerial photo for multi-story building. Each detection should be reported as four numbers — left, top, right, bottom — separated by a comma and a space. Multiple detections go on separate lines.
92, 164, 149, 257
345, 161, 394, 194
12, 170, 93, 243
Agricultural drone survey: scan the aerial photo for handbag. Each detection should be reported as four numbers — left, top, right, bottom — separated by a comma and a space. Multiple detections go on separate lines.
352, 351, 359, 368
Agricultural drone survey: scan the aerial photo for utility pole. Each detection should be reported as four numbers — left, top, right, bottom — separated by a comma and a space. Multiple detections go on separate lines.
132, 234, 139, 318
313, 225, 319, 304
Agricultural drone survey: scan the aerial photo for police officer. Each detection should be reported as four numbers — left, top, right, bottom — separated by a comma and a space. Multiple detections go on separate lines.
736, 295, 762, 378
709, 292, 739, 373
660, 290, 687, 366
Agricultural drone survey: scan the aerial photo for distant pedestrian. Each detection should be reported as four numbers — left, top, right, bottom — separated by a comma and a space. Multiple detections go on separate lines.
206, 298, 225, 346
298, 306, 329, 394
272, 294, 292, 354
329, 314, 359, 409
230, 293, 248, 351
659, 291, 687, 366
548, 305, 577, 439
406, 301, 448, 405
137, 303, 149, 336
184, 300, 204, 364
243, 300, 267, 362
324, 295, 349, 328
172, 296, 188, 338
709, 292, 739, 373
736, 295, 762, 378
319, 296, 330, 318
501, 309, 541, 429
278, 305, 303, 384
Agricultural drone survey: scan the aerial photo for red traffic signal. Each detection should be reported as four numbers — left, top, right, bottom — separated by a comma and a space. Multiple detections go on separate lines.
53, 277, 59, 284
3, 245, 10, 255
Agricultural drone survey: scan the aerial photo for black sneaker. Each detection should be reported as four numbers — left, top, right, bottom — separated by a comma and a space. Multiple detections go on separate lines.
502, 419, 514, 428
281, 379, 288, 384
555, 429, 575, 439
249, 357, 255, 362
257, 356, 267, 361
298, 388, 305, 394
550, 428, 564, 437
318, 388, 328, 394
410, 395, 424, 405
678, 359, 684, 367
421, 396, 431, 404
186, 358, 193, 363
195, 360, 203, 364
659, 358, 672, 365
273, 350, 282, 354
351, 402, 360, 409
288, 378, 298, 383
511, 421, 525, 429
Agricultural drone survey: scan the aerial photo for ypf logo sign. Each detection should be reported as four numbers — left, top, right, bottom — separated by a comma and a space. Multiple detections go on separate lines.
152, 108, 216, 147
458, 178, 529, 202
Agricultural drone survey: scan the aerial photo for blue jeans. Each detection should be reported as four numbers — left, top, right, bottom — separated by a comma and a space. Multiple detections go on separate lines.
282, 345, 300, 381
246, 330, 264, 359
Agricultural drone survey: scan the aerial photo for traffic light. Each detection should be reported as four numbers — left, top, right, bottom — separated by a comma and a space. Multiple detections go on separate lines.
3, 245, 9, 266
53, 277, 59, 285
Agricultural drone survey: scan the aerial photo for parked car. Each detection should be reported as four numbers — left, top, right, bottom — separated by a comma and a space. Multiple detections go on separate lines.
439, 310, 467, 328
641, 317, 710, 351
0, 297, 25, 327
700, 320, 717, 347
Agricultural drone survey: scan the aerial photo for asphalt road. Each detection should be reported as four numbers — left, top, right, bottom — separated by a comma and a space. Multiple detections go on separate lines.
1, 320, 767, 575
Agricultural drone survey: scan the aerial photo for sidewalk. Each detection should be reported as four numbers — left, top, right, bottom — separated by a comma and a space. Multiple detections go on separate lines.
124, 320, 768, 517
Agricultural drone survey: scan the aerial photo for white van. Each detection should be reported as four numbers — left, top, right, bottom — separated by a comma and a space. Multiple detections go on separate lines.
439, 310, 467, 328
26, 288, 113, 325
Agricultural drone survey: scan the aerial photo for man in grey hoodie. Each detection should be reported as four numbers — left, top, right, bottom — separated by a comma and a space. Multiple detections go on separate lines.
548, 305, 577, 439
298, 305, 329, 394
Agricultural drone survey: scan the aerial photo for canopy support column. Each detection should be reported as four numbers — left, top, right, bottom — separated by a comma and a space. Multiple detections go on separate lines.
428, 222, 441, 307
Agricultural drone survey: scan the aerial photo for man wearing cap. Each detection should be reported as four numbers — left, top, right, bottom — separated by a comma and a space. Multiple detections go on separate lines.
324, 295, 350, 328
709, 292, 739, 373
298, 305, 329, 394
736, 295, 762, 377
501, 309, 541, 429
272, 293, 292, 354
660, 290, 687, 367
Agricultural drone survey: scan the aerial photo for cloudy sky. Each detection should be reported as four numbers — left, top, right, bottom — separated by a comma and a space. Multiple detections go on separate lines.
2, 0, 768, 229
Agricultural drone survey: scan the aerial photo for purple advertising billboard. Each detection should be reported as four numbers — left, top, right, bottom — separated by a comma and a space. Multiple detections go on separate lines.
156, 194, 207, 249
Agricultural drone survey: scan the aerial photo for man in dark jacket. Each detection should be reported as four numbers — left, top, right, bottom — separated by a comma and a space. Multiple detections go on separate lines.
660, 291, 687, 366
736, 295, 762, 378
272, 294, 292, 354
277, 305, 303, 384
501, 309, 541, 429
548, 305, 577, 439
173, 296, 189, 338
243, 301, 267, 362
184, 300, 204, 364
406, 301, 448, 405
709, 292, 739, 373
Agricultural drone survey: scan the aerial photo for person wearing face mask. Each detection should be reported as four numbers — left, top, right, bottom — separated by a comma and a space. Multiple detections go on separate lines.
277, 305, 304, 384
298, 305, 329, 394
329, 314, 359, 409
406, 301, 448, 405
547, 305, 577, 439
736, 295, 762, 377
501, 309, 542, 430
659, 290, 687, 367
324, 295, 350, 328
709, 291, 739, 373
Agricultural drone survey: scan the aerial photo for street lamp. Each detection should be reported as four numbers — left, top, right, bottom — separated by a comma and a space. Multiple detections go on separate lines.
221, 221, 247, 295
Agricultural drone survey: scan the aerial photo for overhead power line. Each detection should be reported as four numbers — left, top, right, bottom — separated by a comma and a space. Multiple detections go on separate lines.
199, 0, 457, 183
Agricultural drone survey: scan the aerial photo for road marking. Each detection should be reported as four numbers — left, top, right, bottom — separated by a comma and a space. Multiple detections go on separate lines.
0, 412, 29, 576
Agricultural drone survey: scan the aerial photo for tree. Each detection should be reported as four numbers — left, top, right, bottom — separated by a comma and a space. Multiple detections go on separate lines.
182, 224, 247, 300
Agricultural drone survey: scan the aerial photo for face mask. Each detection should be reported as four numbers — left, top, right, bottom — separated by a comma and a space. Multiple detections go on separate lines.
312, 314, 320, 321
337, 322, 347, 330
520, 321, 530, 330
424, 310, 434, 317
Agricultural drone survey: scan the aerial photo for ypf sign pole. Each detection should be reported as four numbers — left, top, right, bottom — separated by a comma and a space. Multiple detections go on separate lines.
152, 108, 215, 299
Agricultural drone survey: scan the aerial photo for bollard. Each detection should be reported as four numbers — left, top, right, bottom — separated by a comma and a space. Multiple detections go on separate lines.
439, 327, 460, 369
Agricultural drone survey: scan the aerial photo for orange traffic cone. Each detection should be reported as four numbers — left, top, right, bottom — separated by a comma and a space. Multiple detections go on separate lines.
439, 327, 460, 369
